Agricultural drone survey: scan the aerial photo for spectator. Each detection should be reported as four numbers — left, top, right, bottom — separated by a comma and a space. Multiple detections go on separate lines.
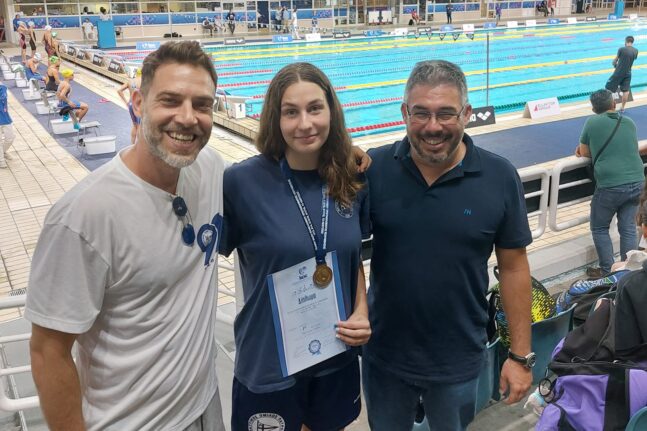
575, 89, 644, 277
227, 9, 236, 34
362, 60, 534, 430
311, 14, 319, 33
26, 41, 227, 431
496, 3, 502, 23
202, 16, 215, 36
0, 82, 14, 169
291, 8, 300, 39
281, 6, 290, 33
446, 1, 453, 23
99, 6, 110, 21
81, 18, 95, 40
411, 10, 420, 25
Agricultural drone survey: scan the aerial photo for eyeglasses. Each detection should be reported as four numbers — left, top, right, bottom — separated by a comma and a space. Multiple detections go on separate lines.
172, 196, 195, 246
405, 105, 465, 125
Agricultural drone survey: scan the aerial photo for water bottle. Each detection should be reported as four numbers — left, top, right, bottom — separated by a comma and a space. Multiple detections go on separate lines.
523, 388, 546, 416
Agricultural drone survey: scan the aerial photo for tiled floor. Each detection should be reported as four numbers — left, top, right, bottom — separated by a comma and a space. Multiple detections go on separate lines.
1, 44, 645, 313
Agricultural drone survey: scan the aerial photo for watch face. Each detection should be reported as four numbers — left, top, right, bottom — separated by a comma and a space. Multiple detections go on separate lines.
526, 353, 537, 368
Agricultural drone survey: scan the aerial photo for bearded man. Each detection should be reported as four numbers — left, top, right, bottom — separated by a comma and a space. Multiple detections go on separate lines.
26, 41, 227, 431
362, 60, 534, 431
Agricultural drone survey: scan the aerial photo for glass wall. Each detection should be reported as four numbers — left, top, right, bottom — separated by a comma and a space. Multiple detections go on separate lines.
9, 0, 262, 28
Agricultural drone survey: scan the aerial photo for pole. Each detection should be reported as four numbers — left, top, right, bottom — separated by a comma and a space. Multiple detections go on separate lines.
486, 32, 490, 106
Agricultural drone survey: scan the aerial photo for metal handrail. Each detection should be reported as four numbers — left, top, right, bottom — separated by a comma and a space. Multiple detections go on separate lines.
0, 295, 40, 412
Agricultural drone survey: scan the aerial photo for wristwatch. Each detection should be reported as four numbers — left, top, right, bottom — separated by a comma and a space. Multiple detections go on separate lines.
508, 350, 537, 369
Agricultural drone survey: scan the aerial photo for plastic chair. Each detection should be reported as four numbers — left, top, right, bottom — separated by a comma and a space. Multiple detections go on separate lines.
476, 337, 501, 412
531, 304, 576, 384
626, 406, 647, 431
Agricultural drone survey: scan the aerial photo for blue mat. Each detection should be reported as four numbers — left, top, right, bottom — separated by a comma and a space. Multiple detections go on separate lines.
6, 60, 132, 171
474, 105, 647, 168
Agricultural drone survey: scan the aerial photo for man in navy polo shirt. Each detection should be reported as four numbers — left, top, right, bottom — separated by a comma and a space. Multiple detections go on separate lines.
362, 60, 534, 430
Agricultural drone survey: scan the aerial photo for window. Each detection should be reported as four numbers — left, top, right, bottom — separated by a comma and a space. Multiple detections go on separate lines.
141, 2, 167, 12
170, 2, 196, 11
197, 1, 221, 10
112, 2, 139, 13
45, 3, 80, 14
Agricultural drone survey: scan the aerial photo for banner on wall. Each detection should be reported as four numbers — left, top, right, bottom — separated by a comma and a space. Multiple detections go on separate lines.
483, 22, 496, 29
136, 41, 160, 50
607, 14, 618, 20
107, 59, 124, 74
332, 31, 351, 38
272, 35, 292, 42
548, 18, 560, 24
523, 97, 560, 119
585, 16, 597, 21
466, 106, 496, 128
224, 37, 246, 45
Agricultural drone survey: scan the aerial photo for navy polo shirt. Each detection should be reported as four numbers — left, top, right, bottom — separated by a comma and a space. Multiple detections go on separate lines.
363, 133, 532, 383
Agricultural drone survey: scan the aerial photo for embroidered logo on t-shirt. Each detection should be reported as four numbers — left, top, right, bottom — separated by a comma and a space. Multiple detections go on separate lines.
248, 413, 286, 431
335, 200, 353, 218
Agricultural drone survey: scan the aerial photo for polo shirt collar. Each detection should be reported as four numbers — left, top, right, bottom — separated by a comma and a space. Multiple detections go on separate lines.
393, 132, 482, 174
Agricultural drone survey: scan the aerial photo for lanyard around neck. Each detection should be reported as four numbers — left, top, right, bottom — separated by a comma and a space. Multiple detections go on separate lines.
279, 158, 328, 265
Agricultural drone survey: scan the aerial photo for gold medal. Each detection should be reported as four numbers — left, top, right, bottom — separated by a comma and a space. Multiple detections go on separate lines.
313, 264, 333, 288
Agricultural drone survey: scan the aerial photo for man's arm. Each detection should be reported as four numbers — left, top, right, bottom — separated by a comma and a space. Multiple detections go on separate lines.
30, 324, 85, 431
575, 143, 591, 158
495, 246, 532, 405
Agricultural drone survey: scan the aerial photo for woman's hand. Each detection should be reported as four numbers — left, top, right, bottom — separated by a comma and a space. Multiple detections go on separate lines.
336, 312, 371, 346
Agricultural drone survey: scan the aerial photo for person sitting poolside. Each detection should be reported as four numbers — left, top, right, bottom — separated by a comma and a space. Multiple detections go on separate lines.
44, 56, 61, 92
57, 69, 89, 124
202, 17, 215, 36
25, 52, 44, 82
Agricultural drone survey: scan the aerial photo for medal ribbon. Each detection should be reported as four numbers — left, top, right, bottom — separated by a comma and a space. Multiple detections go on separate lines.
279, 158, 328, 265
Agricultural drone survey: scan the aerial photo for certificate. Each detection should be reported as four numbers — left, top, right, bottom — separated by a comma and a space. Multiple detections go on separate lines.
267, 251, 348, 377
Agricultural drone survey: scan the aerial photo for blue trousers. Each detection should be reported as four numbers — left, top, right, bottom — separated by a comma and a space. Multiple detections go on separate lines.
590, 181, 643, 272
362, 359, 478, 431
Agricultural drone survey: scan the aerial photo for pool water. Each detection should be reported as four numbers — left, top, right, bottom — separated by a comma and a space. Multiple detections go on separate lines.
120, 20, 647, 136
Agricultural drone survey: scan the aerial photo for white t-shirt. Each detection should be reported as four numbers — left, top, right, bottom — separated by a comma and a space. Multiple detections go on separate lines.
81, 21, 93, 35
25, 147, 225, 431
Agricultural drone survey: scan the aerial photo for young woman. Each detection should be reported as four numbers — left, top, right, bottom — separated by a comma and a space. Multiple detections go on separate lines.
116, 68, 142, 144
17, 21, 28, 63
220, 62, 371, 431
44, 56, 61, 92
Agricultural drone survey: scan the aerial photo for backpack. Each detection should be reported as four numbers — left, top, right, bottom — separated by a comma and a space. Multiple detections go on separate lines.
536, 300, 647, 431
554, 271, 629, 325
487, 267, 556, 347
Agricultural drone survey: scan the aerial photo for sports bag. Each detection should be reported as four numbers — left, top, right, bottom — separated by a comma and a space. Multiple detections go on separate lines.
536, 299, 647, 431
554, 270, 629, 325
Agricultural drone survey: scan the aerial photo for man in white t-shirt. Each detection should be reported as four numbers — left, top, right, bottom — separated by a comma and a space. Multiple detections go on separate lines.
26, 41, 227, 431
81, 18, 94, 40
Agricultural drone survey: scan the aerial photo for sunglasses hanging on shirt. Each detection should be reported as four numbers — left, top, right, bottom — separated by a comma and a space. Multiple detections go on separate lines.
172, 196, 196, 246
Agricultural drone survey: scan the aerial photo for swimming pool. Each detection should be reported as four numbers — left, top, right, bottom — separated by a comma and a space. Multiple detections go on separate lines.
119, 20, 647, 136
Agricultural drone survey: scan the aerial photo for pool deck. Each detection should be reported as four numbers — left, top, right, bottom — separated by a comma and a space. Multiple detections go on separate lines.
0, 13, 645, 428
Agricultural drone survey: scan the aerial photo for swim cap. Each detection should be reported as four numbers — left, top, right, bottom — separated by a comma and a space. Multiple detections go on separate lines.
61, 69, 74, 78
136, 68, 142, 76
49, 55, 59, 64
28, 21, 35, 27
17, 21, 25, 26
44, 25, 52, 31
51, 31, 57, 38
34, 52, 41, 61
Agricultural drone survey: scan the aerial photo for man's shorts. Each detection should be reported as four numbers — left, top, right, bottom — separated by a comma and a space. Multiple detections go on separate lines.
232, 358, 361, 431
128, 102, 141, 125
605, 73, 632, 92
